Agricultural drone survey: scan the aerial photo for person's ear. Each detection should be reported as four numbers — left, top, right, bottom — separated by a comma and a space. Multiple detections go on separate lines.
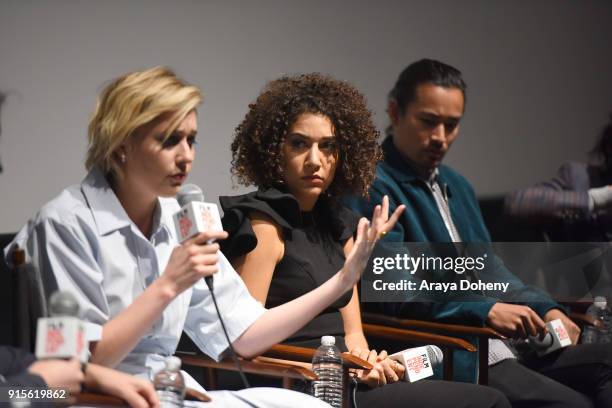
388, 99, 401, 126
115, 145, 128, 164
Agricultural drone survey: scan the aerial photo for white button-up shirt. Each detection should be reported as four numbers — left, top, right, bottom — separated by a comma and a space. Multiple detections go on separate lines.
5, 168, 265, 377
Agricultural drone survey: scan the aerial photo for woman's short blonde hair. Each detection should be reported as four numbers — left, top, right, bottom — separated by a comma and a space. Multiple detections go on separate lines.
86, 66, 202, 176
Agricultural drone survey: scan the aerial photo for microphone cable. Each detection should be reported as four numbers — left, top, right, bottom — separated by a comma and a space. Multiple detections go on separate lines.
205, 278, 252, 390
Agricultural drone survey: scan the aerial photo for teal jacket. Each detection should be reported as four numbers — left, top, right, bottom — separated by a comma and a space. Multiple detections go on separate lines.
346, 137, 560, 383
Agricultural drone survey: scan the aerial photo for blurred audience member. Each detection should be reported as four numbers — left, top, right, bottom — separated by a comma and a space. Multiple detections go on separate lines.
505, 114, 612, 242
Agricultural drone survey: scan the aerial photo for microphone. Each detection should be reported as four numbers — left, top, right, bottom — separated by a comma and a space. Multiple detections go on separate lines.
389, 345, 443, 382
525, 319, 572, 356
177, 183, 205, 206
174, 184, 223, 290
35, 291, 88, 362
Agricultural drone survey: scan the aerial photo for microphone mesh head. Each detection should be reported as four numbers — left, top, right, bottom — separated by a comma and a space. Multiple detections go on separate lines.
426, 345, 444, 366
49, 291, 80, 317
177, 184, 204, 206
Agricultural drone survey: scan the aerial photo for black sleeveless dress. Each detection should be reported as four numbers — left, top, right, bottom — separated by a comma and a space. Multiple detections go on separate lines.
220, 187, 358, 351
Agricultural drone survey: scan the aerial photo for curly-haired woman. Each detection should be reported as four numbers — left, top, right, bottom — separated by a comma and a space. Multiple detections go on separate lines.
220, 73, 510, 408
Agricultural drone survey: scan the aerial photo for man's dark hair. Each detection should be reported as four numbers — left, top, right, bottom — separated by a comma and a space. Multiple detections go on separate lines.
389, 59, 467, 115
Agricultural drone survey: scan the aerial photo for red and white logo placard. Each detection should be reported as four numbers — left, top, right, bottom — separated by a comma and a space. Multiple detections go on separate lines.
390, 346, 434, 382
35, 316, 87, 362
174, 201, 223, 242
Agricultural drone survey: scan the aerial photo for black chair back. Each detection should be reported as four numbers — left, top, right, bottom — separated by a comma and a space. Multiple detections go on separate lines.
0, 233, 17, 346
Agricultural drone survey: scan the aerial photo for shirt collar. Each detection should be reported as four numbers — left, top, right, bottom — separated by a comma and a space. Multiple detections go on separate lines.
81, 168, 171, 239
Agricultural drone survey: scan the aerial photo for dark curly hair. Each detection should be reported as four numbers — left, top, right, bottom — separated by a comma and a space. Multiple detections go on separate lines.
231, 73, 381, 203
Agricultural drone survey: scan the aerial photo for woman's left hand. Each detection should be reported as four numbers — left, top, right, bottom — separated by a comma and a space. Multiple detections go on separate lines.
376, 350, 405, 384
370, 195, 404, 242
349, 348, 403, 388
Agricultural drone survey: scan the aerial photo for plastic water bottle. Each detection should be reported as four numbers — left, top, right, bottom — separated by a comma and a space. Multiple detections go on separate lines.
153, 356, 186, 408
581, 296, 611, 344
312, 335, 343, 408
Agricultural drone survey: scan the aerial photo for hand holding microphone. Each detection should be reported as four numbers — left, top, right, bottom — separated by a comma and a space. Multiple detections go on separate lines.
349, 345, 441, 387
160, 230, 226, 297
172, 184, 225, 291
388, 345, 443, 383
524, 319, 572, 356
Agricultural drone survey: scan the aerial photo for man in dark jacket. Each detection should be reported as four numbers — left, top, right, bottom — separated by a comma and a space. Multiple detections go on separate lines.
347, 59, 612, 407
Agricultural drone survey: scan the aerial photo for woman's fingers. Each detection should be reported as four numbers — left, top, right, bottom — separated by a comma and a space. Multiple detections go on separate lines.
188, 230, 228, 245
381, 359, 399, 383
381, 195, 389, 220
385, 204, 405, 231
367, 349, 378, 364
360, 196, 404, 245
354, 217, 370, 248
368, 206, 381, 242
393, 360, 405, 377
374, 362, 387, 387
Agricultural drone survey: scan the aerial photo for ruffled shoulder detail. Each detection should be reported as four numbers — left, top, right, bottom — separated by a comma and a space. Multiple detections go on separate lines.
219, 188, 301, 260
219, 187, 360, 260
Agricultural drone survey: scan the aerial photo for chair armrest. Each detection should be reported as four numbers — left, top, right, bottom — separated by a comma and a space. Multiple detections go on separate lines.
69, 392, 125, 406
362, 312, 505, 340
263, 343, 373, 370
362, 323, 477, 352
175, 351, 317, 381
71, 383, 212, 405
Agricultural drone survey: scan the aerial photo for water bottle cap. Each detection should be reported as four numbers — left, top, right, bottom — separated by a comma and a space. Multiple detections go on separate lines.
594, 296, 607, 308
164, 356, 182, 370
321, 335, 336, 346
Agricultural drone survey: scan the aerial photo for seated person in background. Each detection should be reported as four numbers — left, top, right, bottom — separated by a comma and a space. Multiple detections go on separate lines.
505, 113, 612, 242
0, 346, 158, 408
220, 73, 510, 408
346, 58, 612, 407
4, 67, 385, 407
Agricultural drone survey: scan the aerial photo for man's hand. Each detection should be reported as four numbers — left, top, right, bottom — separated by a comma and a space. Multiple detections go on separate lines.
545, 309, 581, 345
486, 303, 547, 338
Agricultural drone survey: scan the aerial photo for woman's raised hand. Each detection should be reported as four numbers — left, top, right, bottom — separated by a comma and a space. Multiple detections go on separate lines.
341, 196, 404, 286
159, 230, 228, 297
